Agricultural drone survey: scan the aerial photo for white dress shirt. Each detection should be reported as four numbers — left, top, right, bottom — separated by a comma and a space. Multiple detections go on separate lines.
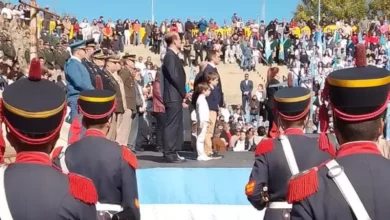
196, 94, 210, 124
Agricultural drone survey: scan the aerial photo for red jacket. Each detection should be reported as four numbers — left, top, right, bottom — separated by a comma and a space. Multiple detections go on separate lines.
152, 71, 165, 113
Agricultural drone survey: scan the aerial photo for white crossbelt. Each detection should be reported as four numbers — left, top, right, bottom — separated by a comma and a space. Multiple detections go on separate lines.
0, 164, 14, 220
58, 145, 70, 173
325, 160, 371, 220
279, 135, 300, 175
267, 201, 292, 209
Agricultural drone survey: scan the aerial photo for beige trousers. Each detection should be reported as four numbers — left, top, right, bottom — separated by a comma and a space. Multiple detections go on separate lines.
205, 111, 217, 155
115, 109, 133, 146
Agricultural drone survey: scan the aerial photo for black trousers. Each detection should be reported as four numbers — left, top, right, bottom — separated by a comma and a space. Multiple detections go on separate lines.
267, 108, 274, 135
154, 112, 166, 148
163, 102, 183, 156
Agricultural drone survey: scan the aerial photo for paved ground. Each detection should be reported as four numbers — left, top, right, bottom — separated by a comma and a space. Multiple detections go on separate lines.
138, 151, 254, 169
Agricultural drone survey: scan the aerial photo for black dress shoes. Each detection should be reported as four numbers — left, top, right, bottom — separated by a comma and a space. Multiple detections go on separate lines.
164, 154, 185, 163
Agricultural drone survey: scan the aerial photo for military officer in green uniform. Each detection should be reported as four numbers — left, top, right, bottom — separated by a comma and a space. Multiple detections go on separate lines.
43, 41, 55, 70
1, 37, 16, 60
54, 41, 70, 71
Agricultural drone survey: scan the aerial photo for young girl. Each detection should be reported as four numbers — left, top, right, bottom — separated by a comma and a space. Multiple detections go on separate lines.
195, 82, 212, 161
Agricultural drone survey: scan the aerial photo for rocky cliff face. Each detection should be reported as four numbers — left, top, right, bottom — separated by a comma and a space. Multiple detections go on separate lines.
0, 17, 30, 67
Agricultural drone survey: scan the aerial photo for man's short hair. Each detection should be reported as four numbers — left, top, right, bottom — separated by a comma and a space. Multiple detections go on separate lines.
195, 82, 209, 94
334, 113, 384, 142
165, 32, 178, 47
207, 50, 219, 61
205, 71, 219, 82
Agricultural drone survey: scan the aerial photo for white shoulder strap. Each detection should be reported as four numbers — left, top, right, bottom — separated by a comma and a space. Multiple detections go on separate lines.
325, 159, 371, 220
0, 164, 14, 220
59, 146, 70, 174
279, 135, 300, 175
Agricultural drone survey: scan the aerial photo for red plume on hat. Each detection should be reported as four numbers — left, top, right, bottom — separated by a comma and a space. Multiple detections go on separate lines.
28, 58, 42, 81
355, 44, 366, 67
95, 75, 103, 90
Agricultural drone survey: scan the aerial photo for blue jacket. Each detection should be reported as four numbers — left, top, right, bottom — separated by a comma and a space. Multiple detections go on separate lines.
206, 86, 219, 112
198, 20, 208, 32
65, 58, 94, 102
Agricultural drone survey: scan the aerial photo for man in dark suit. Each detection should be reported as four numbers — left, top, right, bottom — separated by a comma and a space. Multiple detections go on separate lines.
194, 50, 224, 107
162, 32, 187, 163
240, 73, 253, 112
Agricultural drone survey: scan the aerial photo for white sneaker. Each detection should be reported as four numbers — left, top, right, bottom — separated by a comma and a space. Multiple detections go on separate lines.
197, 154, 213, 161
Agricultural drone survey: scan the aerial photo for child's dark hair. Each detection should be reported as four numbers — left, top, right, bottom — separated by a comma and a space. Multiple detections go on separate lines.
195, 82, 210, 94
205, 71, 219, 82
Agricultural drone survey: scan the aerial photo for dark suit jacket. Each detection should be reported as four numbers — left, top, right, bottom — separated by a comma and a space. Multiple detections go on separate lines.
119, 67, 137, 112
240, 80, 253, 97
162, 49, 186, 103
265, 79, 280, 110
194, 64, 224, 107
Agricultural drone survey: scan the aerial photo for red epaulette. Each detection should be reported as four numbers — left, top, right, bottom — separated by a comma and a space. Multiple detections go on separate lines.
121, 145, 138, 169
287, 166, 321, 203
51, 146, 63, 160
255, 138, 274, 156
68, 173, 98, 204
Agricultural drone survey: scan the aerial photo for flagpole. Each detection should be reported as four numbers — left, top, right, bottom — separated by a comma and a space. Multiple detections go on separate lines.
151, 0, 155, 23
262, 0, 266, 23
318, 0, 321, 24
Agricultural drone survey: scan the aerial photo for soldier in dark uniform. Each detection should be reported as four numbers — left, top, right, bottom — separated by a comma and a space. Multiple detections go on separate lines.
1, 37, 16, 60
83, 39, 99, 83
0, 58, 97, 219
245, 87, 333, 220
52, 76, 140, 220
43, 41, 55, 70
93, 49, 115, 91
288, 44, 390, 220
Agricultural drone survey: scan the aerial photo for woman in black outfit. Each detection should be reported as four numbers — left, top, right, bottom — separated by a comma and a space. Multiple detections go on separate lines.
265, 67, 280, 137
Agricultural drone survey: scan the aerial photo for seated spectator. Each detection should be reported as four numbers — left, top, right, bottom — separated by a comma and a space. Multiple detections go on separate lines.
233, 129, 250, 152
213, 130, 227, 152
220, 123, 231, 145
229, 128, 240, 149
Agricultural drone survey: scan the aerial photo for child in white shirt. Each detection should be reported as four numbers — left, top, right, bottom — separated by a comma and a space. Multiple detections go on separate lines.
196, 82, 213, 161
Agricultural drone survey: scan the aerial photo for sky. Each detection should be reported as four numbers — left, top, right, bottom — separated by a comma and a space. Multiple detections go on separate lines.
11, 0, 300, 23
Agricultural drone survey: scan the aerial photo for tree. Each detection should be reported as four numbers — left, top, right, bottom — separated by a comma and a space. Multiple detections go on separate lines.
293, 0, 367, 21
369, 0, 390, 18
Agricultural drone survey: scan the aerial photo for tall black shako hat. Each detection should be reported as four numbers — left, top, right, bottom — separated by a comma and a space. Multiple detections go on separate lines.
78, 75, 116, 119
1, 58, 66, 149
318, 43, 390, 155
68, 75, 116, 145
274, 87, 311, 121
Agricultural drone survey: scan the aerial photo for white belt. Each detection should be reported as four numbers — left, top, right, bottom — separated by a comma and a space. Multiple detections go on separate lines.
279, 135, 300, 175
326, 159, 371, 220
267, 202, 292, 209
58, 145, 70, 174
0, 164, 14, 220
96, 202, 123, 212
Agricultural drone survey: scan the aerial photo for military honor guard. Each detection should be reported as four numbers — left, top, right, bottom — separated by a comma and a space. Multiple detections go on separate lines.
0, 58, 97, 219
287, 44, 390, 220
245, 87, 333, 220
52, 76, 140, 220
65, 40, 94, 122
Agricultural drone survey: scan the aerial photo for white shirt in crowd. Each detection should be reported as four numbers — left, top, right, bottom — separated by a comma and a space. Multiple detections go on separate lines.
233, 139, 247, 152
220, 107, 230, 123
196, 94, 210, 124
135, 61, 146, 71
1, 8, 12, 19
